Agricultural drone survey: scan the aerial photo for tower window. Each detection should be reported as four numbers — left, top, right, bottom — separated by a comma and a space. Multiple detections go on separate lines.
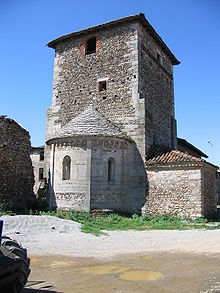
39, 150, 44, 161
86, 37, 96, 55
39, 168, 44, 180
157, 52, 163, 65
108, 158, 115, 181
99, 80, 107, 92
62, 155, 71, 180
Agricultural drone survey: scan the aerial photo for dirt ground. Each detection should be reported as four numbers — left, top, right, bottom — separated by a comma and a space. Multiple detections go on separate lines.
22, 252, 220, 293
2, 215, 220, 292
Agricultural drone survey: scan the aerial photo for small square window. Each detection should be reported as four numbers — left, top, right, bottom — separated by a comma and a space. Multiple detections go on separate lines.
99, 80, 107, 92
86, 37, 96, 55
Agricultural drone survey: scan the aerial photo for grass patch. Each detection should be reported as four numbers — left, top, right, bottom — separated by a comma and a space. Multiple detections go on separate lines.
1, 209, 219, 236
35, 211, 220, 236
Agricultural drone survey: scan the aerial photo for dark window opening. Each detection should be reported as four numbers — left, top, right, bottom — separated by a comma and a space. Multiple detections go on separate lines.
108, 158, 115, 181
39, 150, 44, 161
86, 37, 96, 55
39, 168, 44, 180
99, 81, 107, 92
62, 155, 71, 180
157, 53, 162, 65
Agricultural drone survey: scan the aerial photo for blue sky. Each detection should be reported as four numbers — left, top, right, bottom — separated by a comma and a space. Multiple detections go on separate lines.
1, 0, 220, 166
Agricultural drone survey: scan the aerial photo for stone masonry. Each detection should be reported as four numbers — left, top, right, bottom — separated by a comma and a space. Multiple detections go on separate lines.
144, 146, 217, 218
43, 14, 217, 218
0, 116, 34, 212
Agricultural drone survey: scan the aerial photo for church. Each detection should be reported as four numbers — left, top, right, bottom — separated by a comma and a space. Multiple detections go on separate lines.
44, 14, 217, 218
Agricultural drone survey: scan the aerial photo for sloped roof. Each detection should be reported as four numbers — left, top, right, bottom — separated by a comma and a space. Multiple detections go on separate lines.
53, 106, 128, 140
145, 145, 217, 169
31, 145, 44, 150
177, 137, 208, 158
47, 13, 180, 65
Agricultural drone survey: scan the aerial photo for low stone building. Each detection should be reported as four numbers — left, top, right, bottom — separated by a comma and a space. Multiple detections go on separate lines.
0, 116, 34, 212
144, 145, 217, 218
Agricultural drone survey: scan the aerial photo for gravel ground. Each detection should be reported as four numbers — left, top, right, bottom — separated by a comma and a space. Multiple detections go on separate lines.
1, 215, 220, 258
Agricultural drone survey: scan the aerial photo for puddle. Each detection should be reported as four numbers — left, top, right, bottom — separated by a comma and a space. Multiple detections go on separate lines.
80, 265, 163, 282
28, 253, 220, 292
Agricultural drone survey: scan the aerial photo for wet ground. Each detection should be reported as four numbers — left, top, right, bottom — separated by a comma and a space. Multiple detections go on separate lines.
22, 252, 220, 293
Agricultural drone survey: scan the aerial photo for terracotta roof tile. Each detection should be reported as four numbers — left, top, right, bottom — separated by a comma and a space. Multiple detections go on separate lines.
145, 145, 203, 166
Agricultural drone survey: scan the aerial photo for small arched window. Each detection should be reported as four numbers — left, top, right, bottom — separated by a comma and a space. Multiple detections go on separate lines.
62, 155, 71, 180
108, 158, 115, 181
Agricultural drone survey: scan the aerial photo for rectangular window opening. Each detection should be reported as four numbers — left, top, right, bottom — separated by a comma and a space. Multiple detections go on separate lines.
99, 80, 107, 92
39, 150, 44, 161
157, 53, 162, 65
39, 168, 44, 180
86, 37, 96, 55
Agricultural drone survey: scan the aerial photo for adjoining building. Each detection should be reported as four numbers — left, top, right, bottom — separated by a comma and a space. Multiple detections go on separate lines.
43, 13, 217, 218
0, 116, 34, 212
144, 145, 217, 218
30, 146, 46, 195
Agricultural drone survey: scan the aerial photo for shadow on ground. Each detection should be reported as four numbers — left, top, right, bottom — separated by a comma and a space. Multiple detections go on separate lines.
22, 289, 60, 293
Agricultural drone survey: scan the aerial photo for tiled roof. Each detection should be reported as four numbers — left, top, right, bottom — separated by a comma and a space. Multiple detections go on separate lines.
56, 106, 128, 139
145, 145, 205, 167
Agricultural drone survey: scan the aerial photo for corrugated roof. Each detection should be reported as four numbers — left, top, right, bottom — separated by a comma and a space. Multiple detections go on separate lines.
51, 106, 128, 140
47, 13, 180, 65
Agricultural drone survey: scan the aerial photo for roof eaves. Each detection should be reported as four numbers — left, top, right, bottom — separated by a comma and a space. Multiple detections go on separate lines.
47, 13, 180, 65
31, 146, 44, 149
47, 14, 140, 48
46, 134, 132, 145
177, 137, 208, 158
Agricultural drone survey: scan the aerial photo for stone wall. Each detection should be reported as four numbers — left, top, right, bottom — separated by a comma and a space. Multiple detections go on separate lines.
91, 138, 130, 212
144, 164, 217, 218
49, 140, 89, 211
46, 21, 140, 147
201, 167, 217, 218
46, 19, 178, 160
0, 116, 34, 211
143, 168, 202, 218
47, 137, 145, 213
139, 23, 176, 153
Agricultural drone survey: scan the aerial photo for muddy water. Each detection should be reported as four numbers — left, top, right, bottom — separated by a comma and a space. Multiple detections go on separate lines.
22, 253, 220, 293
